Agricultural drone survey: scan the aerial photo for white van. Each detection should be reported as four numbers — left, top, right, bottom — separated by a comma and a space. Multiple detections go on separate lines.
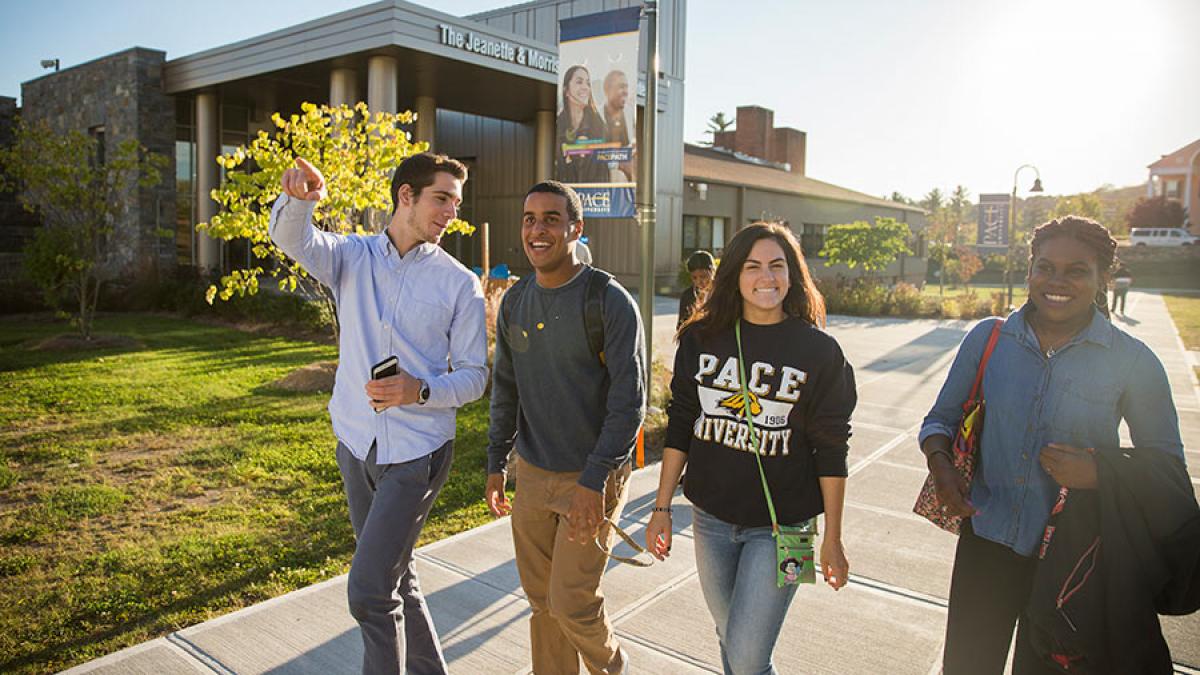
1129, 227, 1198, 247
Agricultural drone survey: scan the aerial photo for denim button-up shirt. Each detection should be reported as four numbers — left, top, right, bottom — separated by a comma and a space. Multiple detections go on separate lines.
920, 305, 1183, 556
269, 195, 488, 464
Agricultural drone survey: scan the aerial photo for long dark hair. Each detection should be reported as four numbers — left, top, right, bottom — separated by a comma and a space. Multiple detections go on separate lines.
1028, 215, 1116, 319
679, 222, 825, 340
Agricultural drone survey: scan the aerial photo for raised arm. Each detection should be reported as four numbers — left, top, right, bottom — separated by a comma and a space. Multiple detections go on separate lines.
269, 158, 344, 288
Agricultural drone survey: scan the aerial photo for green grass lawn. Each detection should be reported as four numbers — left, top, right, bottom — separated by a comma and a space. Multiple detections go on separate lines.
1162, 293, 1200, 380
0, 314, 494, 673
920, 282, 1029, 307
1163, 293, 1200, 350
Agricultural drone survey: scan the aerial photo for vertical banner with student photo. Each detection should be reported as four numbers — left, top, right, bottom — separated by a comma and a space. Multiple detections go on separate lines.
556, 6, 640, 218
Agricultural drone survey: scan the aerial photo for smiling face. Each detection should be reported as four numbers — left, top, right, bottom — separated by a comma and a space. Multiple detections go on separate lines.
604, 71, 628, 110
738, 237, 789, 324
522, 191, 582, 282
1027, 235, 1106, 327
566, 68, 592, 108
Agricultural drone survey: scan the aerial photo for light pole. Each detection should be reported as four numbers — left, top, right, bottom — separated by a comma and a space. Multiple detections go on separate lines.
40, 59, 59, 72
637, 1, 658, 357
1006, 164, 1043, 308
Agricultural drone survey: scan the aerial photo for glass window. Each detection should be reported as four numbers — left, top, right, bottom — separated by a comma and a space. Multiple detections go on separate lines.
711, 217, 725, 255
175, 138, 195, 264
682, 215, 724, 258
801, 223, 826, 257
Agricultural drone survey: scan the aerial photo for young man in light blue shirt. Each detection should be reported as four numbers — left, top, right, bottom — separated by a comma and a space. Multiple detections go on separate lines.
270, 153, 487, 675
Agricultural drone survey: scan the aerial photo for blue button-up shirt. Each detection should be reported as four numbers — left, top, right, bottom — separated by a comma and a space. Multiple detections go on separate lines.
269, 195, 488, 464
920, 305, 1184, 556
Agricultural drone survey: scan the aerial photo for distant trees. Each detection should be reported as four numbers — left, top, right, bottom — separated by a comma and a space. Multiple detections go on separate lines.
820, 217, 912, 276
703, 112, 734, 146
1051, 192, 1103, 222
1126, 195, 1186, 230
0, 120, 166, 338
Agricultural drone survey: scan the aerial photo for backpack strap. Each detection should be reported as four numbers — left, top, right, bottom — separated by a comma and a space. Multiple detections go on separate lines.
584, 268, 613, 366
499, 275, 532, 333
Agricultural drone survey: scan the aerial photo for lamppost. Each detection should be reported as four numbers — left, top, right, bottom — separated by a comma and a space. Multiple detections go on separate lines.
40, 59, 59, 72
1006, 164, 1043, 308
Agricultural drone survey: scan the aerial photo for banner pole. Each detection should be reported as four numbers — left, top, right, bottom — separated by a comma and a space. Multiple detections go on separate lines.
638, 0, 658, 365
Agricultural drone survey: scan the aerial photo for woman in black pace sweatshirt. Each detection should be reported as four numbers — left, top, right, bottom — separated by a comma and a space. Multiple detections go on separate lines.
645, 222, 856, 675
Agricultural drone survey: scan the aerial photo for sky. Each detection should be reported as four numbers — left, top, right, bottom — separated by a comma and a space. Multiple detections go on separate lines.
1, 0, 1196, 201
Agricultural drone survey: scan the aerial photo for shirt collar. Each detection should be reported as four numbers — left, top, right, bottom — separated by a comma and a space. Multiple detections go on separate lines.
373, 233, 436, 267
1005, 303, 1113, 350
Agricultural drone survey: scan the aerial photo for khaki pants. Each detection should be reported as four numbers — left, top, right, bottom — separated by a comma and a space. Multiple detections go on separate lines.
511, 457, 632, 675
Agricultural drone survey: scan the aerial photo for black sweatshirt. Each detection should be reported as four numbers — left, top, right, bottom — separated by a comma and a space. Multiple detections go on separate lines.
665, 317, 856, 527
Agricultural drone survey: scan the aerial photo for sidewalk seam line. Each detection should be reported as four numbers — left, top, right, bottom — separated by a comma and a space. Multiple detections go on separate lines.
614, 630, 722, 673
164, 633, 236, 674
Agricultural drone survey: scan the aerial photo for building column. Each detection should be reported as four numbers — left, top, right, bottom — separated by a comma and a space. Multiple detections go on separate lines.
367, 55, 398, 114
415, 95, 436, 148
535, 110, 555, 181
1186, 167, 1194, 219
330, 67, 358, 108
195, 91, 222, 271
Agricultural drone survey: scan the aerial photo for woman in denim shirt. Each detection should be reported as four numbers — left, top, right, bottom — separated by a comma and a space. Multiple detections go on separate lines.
920, 217, 1184, 674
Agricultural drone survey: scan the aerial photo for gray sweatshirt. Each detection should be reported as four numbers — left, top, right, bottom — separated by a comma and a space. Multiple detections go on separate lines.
486, 267, 646, 492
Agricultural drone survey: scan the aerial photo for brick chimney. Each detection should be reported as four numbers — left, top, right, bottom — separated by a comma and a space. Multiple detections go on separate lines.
710, 105, 807, 175
734, 106, 773, 162
771, 127, 806, 176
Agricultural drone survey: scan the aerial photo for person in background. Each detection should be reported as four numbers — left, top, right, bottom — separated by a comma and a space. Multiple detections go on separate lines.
678, 250, 716, 328
919, 216, 1183, 674
576, 234, 593, 266
1110, 263, 1133, 316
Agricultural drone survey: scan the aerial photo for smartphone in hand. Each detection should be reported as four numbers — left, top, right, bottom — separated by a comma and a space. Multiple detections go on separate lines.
371, 356, 399, 413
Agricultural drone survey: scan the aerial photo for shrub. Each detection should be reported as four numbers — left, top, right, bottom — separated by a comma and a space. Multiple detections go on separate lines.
887, 282, 924, 316
484, 276, 519, 366
989, 292, 1009, 317
953, 292, 992, 320
817, 277, 886, 316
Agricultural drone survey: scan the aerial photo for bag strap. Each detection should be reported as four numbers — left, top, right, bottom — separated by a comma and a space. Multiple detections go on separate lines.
583, 268, 612, 366
965, 319, 1004, 407
735, 319, 781, 534
594, 517, 654, 567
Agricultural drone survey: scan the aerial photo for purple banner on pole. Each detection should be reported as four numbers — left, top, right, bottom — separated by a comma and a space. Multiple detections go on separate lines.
977, 193, 1011, 248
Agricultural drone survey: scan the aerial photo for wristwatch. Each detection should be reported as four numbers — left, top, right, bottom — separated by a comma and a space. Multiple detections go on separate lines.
417, 380, 430, 405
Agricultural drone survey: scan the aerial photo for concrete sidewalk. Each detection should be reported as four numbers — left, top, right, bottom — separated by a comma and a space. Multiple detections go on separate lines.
66, 291, 1200, 674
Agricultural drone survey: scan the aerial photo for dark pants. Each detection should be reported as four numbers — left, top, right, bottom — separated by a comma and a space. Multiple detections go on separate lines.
942, 521, 1059, 675
1111, 287, 1129, 314
337, 440, 454, 675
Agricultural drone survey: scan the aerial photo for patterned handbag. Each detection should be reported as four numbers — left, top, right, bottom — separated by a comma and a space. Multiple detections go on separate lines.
913, 319, 1003, 534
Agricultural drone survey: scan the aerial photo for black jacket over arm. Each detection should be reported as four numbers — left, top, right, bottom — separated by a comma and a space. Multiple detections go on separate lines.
1025, 446, 1200, 674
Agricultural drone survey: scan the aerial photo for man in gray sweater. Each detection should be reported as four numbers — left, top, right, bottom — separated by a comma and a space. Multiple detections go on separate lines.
485, 181, 646, 674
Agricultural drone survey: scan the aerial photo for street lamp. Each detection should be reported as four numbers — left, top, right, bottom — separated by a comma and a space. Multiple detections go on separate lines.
40, 59, 59, 72
1005, 164, 1043, 308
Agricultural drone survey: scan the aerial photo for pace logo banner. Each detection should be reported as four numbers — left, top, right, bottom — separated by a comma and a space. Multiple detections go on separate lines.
977, 193, 1011, 247
556, 6, 640, 218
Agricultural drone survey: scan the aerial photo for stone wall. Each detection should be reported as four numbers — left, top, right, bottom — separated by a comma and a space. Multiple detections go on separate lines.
0, 96, 41, 281
1116, 244, 1200, 289
20, 48, 176, 281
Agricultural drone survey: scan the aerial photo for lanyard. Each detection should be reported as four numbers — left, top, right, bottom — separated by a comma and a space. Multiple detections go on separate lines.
735, 319, 781, 534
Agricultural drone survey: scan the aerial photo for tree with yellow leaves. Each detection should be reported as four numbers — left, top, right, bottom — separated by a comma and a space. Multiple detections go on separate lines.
199, 102, 473, 339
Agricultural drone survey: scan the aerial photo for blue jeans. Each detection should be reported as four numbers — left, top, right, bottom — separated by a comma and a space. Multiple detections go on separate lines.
692, 507, 800, 675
